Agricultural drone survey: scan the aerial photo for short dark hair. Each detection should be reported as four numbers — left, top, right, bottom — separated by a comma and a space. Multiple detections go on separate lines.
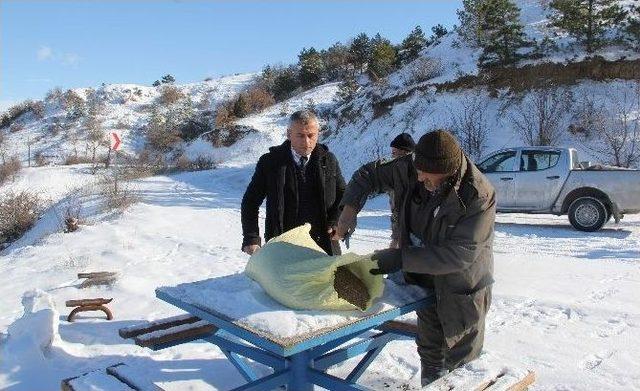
289, 110, 318, 127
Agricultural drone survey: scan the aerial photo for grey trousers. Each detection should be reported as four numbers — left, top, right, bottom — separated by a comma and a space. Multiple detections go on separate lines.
415, 303, 485, 384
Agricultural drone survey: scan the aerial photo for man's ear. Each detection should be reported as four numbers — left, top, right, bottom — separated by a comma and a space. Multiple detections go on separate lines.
286, 127, 292, 140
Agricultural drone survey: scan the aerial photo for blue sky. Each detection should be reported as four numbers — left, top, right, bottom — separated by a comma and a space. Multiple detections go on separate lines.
1, 1, 461, 109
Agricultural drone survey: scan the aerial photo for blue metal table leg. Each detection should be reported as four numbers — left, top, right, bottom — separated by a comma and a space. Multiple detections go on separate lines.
345, 345, 384, 383
222, 349, 259, 382
287, 350, 314, 391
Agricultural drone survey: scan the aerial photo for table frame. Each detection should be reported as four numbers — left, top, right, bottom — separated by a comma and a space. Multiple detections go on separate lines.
156, 289, 434, 391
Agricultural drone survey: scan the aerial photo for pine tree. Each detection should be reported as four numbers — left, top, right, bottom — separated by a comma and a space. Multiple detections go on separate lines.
152, 80, 161, 87
161, 74, 176, 84
477, 0, 529, 67
400, 26, 428, 64
369, 34, 398, 78
298, 47, 325, 89
457, 0, 485, 47
322, 42, 351, 80
336, 74, 359, 103
550, 0, 627, 53
624, 5, 640, 50
431, 24, 449, 42
349, 33, 372, 74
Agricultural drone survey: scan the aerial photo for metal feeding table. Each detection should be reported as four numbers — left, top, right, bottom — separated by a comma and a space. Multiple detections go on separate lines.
156, 273, 434, 390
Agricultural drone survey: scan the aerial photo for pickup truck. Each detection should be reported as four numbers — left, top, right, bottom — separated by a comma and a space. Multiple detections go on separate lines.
476, 147, 640, 231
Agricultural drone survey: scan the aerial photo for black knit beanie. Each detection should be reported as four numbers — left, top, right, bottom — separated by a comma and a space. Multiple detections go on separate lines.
390, 133, 415, 152
413, 130, 463, 174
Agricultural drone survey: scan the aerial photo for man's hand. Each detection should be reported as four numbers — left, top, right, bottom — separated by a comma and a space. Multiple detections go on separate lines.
242, 244, 261, 255
370, 248, 402, 275
331, 205, 357, 241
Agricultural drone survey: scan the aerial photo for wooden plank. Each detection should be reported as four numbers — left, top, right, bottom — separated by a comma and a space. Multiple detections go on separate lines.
424, 367, 535, 391
134, 321, 217, 348
486, 370, 536, 391
78, 271, 118, 279
65, 298, 112, 307
107, 363, 165, 391
61, 365, 134, 391
118, 314, 201, 339
79, 276, 118, 288
379, 320, 418, 336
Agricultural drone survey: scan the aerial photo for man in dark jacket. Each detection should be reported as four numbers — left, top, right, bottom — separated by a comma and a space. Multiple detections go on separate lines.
388, 133, 415, 249
332, 130, 495, 386
241, 110, 346, 255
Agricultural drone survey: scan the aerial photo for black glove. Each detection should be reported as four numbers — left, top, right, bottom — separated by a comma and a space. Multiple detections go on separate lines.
370, 248, 402, 275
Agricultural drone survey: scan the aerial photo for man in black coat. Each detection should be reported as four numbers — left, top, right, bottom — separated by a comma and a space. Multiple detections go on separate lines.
241, 110, 346, 255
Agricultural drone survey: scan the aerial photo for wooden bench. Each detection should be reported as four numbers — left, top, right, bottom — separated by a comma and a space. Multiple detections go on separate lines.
118, 314, 217, 350
61, 362, 164, 391
66, 298, 113, 322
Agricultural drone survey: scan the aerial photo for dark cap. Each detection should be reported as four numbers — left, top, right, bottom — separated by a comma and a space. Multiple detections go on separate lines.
413, 130, 463, 174
390, 133, 415, 152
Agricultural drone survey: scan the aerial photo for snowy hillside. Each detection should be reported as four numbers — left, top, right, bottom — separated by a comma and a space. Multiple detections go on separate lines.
1, 73, 256, 163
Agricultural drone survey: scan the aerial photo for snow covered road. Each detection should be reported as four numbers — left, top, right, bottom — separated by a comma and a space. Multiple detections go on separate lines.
1, 166, 638, 390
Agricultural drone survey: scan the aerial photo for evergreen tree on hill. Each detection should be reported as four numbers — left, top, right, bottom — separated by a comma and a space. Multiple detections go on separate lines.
298, 47, 326, 89
477, 0, 529, 67
400, 26, 428, 64
550, 0, 627, 53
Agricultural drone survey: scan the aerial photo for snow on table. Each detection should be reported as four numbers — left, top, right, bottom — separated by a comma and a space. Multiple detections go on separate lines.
156, 272, 427, 347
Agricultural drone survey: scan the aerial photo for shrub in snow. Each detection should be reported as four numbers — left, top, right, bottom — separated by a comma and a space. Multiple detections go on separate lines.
63, 154, 93, 165
34, 152, 48, 167
159, 85, 184, 105
571, 86, 640, 168
45, 87, 64, 106
0, 100, 44, 129
449, 92, 490, 161
62, 90, 86, 120
0, 156, 21, 185
508, 88, 572, 146
405, 57, 444, 85
0, 190, 43, 246
99, 179, 138, 212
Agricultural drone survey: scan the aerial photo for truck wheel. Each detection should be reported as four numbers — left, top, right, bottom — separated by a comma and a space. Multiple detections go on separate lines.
568, 197, 607, 232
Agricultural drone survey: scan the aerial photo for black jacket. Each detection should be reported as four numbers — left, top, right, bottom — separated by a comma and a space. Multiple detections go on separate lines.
241, 140, 346, 255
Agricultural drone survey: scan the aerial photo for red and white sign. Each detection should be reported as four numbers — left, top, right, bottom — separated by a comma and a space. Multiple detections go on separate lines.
111, 132, 121, 151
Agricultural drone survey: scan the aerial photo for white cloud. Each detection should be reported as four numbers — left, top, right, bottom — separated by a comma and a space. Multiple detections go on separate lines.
36, 46, 53, 61
61, 52, 81, 67
36, 46, 81, 67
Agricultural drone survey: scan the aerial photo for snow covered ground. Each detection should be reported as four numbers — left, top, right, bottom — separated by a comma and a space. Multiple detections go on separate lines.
1, 163, 638, 390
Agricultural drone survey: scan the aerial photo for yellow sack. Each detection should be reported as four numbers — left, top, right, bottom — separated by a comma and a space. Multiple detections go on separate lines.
244, 224, 384, 311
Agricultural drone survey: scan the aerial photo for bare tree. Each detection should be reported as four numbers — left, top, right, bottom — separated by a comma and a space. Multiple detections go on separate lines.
572, 84, 640, 168
0, 131, 6, 164
509, 88, 571, 146
449, 91, 490, 161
